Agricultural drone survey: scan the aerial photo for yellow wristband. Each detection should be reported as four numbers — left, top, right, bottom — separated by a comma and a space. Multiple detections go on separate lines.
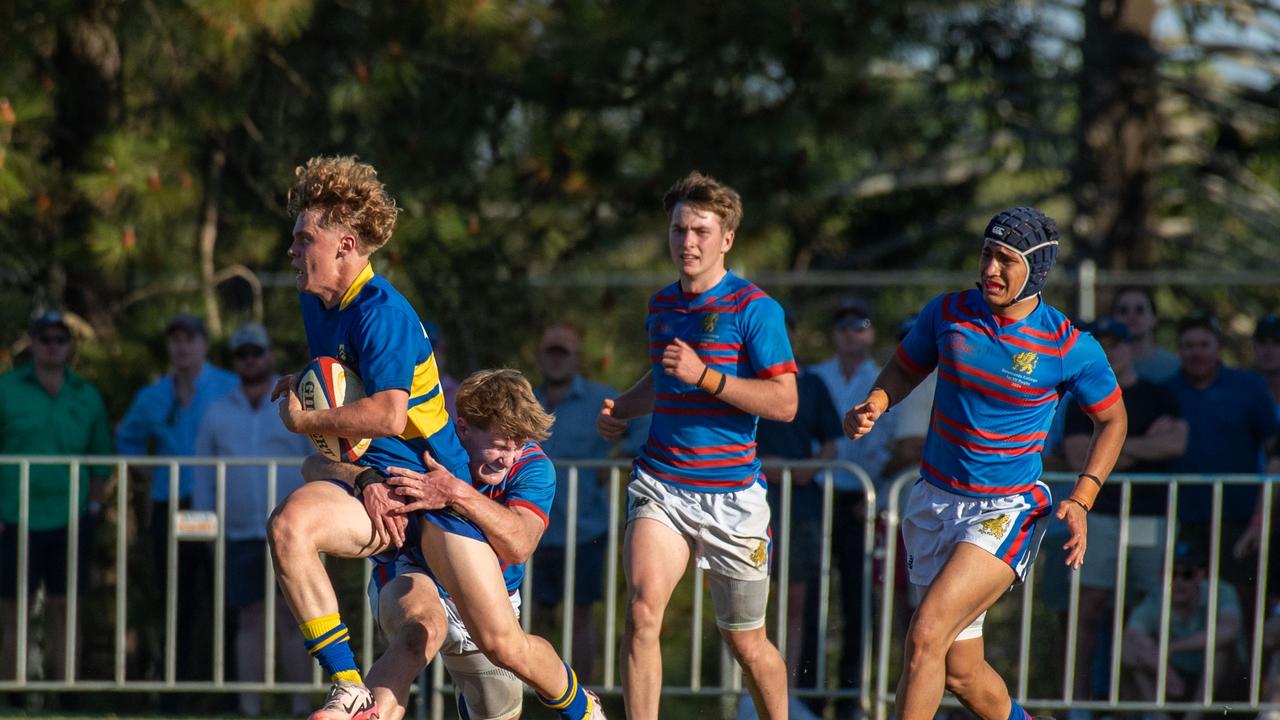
698, 368, 723, 395
1069, 473, 1102, 511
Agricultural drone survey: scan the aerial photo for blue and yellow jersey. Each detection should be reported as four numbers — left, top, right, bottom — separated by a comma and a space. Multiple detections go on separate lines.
898, 289, 1120, 497
300, 263, 469, 480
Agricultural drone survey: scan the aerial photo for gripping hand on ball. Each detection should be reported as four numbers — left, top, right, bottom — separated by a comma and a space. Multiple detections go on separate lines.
275, 374, 307, 433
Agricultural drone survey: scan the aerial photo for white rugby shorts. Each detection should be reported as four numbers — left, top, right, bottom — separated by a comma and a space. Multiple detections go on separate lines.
627, 466, 772, 583
903, 478, 1052, 588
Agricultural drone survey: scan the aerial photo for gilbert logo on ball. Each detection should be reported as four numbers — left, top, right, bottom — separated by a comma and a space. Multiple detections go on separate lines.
297, 356, 372, 462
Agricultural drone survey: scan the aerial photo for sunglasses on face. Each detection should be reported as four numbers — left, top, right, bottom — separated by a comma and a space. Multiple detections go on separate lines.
233, 346, 266, 360
36, 334, 71, 346
835, 317, 872, 331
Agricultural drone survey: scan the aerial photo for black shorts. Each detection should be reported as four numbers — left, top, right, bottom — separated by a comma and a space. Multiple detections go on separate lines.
0, 515, 95, 599
532, 536, 607, 607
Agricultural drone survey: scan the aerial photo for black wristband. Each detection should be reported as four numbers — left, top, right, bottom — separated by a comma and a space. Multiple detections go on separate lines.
697, 366, 710, 387
354, 467, 387, 495
1078, 473, 1103, 489
713, 372, 727, 396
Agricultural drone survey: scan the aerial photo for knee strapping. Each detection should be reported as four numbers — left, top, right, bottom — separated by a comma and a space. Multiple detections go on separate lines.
708, 574, 769, 631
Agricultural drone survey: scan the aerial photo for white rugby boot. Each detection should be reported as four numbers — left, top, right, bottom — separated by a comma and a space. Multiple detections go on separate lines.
307, 679, 379, 720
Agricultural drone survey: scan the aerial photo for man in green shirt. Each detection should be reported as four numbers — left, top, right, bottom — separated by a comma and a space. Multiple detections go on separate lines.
0, 310, 112, 682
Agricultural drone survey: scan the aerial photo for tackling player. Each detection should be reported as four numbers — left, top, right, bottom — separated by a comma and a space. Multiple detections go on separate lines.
270, 156, 601, 720
307, 369, 570, 720
597, 171, 798, 720
843, 207, 1127, 720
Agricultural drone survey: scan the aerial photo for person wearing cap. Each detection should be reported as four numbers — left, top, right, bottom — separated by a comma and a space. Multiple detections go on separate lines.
1253, 314, 1280, 421
1123, 540, 1244, 703
1166, 311, 1276, 627
115, 312, 237, 704
1060, 316, 1186, 710
808, 294, 897, 708
0, 310, 112, 686
531, 322, 648, 684
844, 207, 1127, 720
192, 324, 313, 716
753, 307, 840, 720
1110, 286, 1180, 384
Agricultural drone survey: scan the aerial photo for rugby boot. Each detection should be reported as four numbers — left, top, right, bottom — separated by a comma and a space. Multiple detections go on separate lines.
308, 679, 379, 720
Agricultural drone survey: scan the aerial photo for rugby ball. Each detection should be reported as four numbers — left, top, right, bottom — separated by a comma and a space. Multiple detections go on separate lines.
297, 357, 372, 462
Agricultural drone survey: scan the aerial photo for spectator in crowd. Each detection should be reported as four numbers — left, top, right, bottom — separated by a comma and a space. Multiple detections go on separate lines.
1062, 316, 1186, 710
755, 307, 841, 719
424, 320, 460, 417
1123, 541, 1243, 704
1254, 436, 1280, 720
1254, 315, 1280, 420
191, 324, 311, 717
1112, 286, 1180, 383
809, 295, 896, 710
532, 322, 647, 682
1167, 311, 1277, 621
0, 310, 111, 687
881, 314, 936, 636
116, 314, 237, 702
883, 314, 936, 482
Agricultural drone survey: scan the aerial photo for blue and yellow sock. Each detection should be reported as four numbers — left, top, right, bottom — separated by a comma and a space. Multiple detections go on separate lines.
300, 613, 361, 684
1008, 699, 1032, 720
536, 662, 591, 719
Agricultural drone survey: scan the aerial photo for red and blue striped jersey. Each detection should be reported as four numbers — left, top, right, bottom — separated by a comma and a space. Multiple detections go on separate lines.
478, 443, 555, 593
637, 271, 798, 493
897, 289, 1119, 497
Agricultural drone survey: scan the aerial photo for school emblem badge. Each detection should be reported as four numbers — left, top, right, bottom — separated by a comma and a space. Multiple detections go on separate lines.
702, 313, 720, 334
978, 514, 1012, 538
751, 541, 767, 568
1011, 351, 1038, 375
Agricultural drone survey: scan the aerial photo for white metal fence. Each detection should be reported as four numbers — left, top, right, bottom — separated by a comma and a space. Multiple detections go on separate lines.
2, 456, 1277, 718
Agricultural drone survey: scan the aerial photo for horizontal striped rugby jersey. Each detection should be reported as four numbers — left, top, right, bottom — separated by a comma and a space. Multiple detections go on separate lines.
897, 289, 1119, 497
394, 443, 555, 595
301, 263, 469, 480
638, 271, 798, 493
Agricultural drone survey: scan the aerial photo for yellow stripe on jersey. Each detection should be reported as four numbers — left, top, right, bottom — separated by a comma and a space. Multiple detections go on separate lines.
338, 263, 376, 311
403, 352, 450, 440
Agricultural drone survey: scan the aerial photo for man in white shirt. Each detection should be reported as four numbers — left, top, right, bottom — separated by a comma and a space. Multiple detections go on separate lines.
808, 295, 896, 713
193, 324, 313, 716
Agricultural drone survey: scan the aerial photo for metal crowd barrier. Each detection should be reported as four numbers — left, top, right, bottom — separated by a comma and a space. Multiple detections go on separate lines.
26, 456, 1276, 719
0, 455, 880, 719
875, 470, 1280, 720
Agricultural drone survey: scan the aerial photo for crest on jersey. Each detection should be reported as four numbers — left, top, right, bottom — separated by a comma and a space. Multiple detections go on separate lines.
1011, 351, 1038, 375
337, 344, 349, 363
750, 541, 768, 568
978, 514, 1012, 538
702, 313, 720, 334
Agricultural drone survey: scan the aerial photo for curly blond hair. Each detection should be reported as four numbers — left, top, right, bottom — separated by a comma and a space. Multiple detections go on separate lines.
662, 171, 743, 232
287, 156, 400, 253
455, 369, 554, 443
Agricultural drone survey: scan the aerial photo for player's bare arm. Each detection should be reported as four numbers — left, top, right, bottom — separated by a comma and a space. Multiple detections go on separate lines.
275, 374, 409, 438
661, 338, 797, 421
598, 371, 654, 441
298, 451, 409, 549
386, 454, 545, 566
844, 353, 927, 440
1056, 398, 1128, 570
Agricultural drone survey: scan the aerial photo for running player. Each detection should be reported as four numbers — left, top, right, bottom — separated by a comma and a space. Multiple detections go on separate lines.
270, 156, 601, 720
843, 207, 1128, 720
306, 369, 563, 720
597, 171, 798, 720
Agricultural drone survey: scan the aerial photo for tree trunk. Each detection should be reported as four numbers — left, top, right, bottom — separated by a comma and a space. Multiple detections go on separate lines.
1072, 0, 1161, 271
199, 148, 226, 337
